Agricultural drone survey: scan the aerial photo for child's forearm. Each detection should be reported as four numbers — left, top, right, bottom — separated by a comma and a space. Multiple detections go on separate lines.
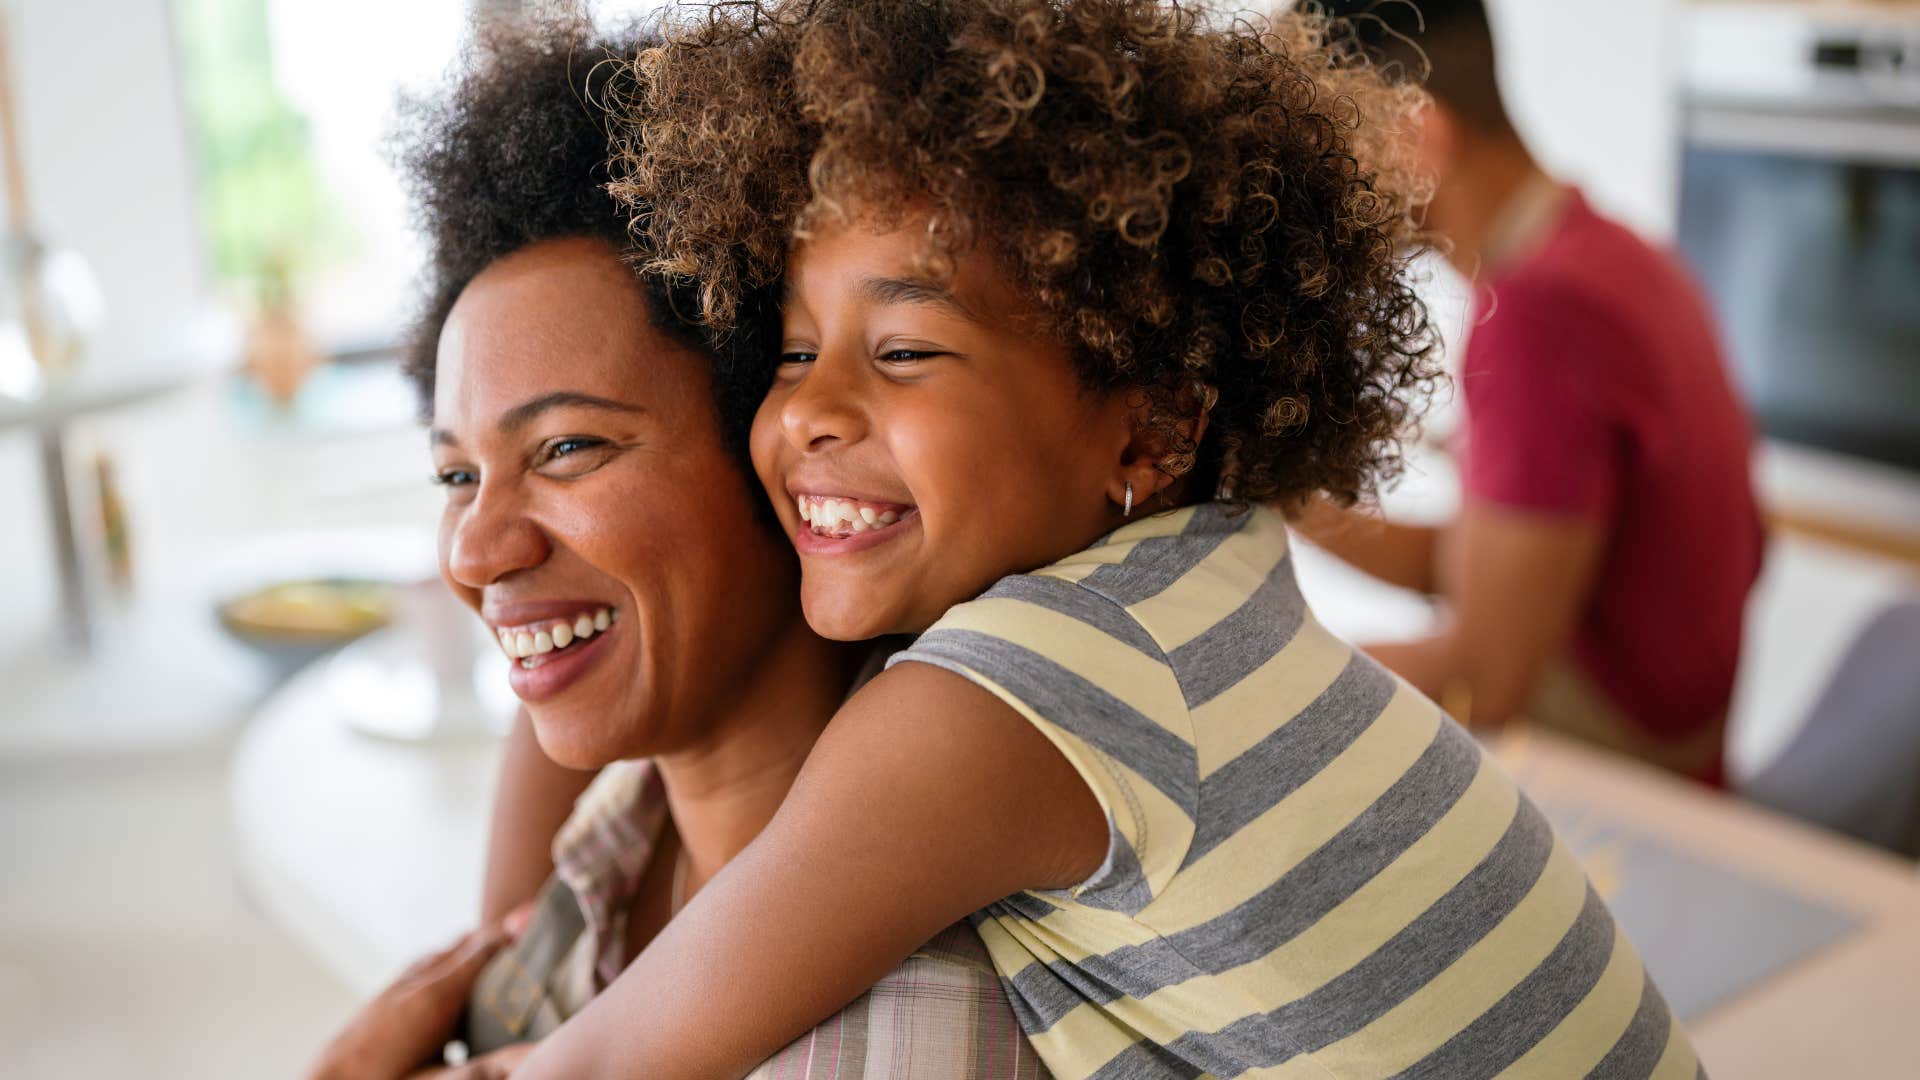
508, 824, 952, 1079
510, 664, 1105, 1079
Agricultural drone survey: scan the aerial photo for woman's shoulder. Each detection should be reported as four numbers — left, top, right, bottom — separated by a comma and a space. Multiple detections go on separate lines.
747, 921, 1050, 1080
551, 759, 668, 893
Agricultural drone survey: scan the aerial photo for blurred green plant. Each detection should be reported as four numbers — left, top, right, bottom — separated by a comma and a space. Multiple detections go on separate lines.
172, 0, 354, 305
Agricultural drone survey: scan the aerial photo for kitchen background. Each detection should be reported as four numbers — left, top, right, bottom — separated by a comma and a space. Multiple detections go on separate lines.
0, 1, 1916, 1077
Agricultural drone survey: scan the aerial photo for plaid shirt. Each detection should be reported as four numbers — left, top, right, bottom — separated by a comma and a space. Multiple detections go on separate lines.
466, 760, 1049, 1078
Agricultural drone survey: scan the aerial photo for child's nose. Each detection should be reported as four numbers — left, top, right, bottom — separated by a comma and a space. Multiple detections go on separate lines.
778, 353, 868, 451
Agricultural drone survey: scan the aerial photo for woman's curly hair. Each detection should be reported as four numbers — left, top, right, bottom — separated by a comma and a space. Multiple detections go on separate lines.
391, 3, 773, 461
611, 0, 1442, 507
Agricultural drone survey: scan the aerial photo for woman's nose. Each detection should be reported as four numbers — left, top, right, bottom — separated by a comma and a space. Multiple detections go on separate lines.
778, 350, 868, 452
445, 485, 550, 589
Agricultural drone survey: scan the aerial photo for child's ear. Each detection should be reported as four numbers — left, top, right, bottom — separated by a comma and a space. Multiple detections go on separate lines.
1106, 388, 1213, 515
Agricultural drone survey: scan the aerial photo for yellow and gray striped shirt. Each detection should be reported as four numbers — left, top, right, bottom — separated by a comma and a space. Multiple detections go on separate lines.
892, 503, 1701, 1080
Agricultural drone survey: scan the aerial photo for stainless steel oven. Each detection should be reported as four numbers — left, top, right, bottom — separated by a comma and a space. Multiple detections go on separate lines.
1677, 2, 1920, 470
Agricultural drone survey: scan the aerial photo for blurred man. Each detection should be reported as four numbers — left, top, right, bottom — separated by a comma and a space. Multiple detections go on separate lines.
1302, 0, 1763, 785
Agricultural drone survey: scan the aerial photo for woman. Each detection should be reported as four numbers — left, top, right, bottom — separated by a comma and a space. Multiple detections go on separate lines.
305, 11, 1047, 1078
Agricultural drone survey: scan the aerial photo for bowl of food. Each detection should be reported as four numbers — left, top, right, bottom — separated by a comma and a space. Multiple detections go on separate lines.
217, 579, 396, 680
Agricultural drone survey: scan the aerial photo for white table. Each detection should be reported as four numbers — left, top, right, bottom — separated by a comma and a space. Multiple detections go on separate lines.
231, 648, 505, 995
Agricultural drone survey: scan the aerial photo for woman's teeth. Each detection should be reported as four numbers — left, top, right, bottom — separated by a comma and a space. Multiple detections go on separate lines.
495, 607, 615, 667
796, 495, 907, 536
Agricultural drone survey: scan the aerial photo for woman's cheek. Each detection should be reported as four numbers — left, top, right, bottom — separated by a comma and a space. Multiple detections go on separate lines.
749, 409, 795, 517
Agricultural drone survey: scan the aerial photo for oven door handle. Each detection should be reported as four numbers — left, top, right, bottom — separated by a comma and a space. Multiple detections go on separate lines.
1687, 104, 1920, 169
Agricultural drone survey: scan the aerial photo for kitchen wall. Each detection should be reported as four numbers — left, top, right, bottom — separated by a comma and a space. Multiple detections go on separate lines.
1498, 0, 1683, 240
7, 0, 206, 372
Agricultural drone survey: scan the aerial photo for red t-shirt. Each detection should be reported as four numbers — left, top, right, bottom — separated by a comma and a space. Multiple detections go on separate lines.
1460, 190, 1763, 782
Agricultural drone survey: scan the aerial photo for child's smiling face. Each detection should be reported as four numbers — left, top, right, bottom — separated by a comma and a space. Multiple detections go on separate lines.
752, 215, 1139, 640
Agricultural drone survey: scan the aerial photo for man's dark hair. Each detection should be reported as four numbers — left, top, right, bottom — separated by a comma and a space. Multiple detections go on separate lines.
1318, 0, 1516, 138
391, 5, 773, 459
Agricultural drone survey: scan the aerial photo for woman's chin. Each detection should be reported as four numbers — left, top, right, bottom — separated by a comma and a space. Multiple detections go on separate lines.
527, 709, 622, 771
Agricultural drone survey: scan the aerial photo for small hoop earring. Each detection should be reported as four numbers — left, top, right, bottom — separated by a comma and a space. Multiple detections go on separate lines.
1123, 481, 1134, 518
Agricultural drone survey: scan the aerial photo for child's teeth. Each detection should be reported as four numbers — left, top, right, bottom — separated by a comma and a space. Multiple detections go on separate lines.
797, 496, 909, 535
594, 609, 610, 632
574, 614, 595, 640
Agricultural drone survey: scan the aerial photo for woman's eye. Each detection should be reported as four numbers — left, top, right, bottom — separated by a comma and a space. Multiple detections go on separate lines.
548, 437, 601, 458
433, 468, 477, 488
535, 436, 616, 477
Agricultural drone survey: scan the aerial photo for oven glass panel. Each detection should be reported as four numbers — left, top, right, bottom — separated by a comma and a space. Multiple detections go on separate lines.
1678, 147, 1920, 469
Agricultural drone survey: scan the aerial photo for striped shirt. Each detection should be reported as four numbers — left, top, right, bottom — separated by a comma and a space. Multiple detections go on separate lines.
892, 503, 1702, 1080
464, 759, 1050, 1078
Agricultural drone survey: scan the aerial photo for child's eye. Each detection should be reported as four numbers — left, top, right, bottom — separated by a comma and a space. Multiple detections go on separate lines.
878, 349, 943, 368
775, 351, 817, 379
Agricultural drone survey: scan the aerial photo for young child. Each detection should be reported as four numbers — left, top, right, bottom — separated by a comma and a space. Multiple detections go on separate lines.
514, 3, 1702, 1077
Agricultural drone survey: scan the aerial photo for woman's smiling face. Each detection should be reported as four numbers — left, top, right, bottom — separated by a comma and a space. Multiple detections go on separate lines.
753, 217, 1137, 640
432, 237, 802, 768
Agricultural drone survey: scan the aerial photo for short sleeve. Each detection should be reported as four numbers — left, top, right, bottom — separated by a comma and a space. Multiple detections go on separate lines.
888, 574, 1198, 914
1460, 280, 1624, 520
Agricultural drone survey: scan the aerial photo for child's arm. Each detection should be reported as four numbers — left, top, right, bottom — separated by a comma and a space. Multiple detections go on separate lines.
480, 707, 599, 924
512, 661, 1109, 1080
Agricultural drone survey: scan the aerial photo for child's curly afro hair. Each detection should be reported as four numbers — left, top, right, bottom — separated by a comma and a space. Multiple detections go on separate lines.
612, 0, 1442, 508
